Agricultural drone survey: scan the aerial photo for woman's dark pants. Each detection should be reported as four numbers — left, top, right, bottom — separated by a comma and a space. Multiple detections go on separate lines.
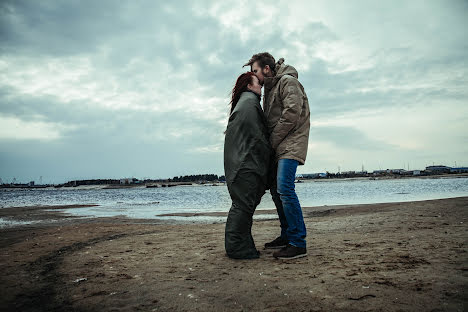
225, 170, 265, 259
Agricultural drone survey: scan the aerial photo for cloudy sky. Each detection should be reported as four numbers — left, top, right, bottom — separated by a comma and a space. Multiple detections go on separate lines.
1, 1, 467, 184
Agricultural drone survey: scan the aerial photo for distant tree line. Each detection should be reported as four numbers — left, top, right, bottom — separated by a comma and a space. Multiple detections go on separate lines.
61, 179, 121, 186
169, 174, 223, 182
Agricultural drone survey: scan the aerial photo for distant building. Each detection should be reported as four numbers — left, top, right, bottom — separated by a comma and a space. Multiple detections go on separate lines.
301, 173, 319, 179
387, 169, 405, 174
450, 167, 468, 173
425, 165, 451, 174
120, 178, 133, 185
300, 173, 328, 179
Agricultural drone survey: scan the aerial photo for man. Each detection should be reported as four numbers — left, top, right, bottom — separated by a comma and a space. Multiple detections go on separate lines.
244, 52, 310, 259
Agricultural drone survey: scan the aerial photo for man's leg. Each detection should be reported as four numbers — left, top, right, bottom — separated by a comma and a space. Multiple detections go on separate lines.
276, 159, 307, 248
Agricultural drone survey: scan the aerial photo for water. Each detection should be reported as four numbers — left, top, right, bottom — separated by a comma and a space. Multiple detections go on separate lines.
1, 177, 467, 222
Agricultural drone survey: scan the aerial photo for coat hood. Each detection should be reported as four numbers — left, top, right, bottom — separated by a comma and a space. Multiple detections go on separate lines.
275, 58, 298, 78
264, 58, 298, 91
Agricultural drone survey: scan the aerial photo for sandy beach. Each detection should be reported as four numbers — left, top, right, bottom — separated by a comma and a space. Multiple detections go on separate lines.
0, 197, 467, 311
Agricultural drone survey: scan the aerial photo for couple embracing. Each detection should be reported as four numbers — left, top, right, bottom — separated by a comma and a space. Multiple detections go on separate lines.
224, 52, 310, 260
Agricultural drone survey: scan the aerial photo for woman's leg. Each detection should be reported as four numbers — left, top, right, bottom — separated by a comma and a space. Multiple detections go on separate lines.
225, 170, 265, 259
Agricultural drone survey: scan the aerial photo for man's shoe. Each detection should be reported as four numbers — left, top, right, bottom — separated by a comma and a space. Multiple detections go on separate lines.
264, 236, 288, 249
273, 244, 307, 259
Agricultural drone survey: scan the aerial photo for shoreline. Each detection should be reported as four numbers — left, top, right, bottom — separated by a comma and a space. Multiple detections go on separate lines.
0, 197, 466, 311
1, 196, 468, 227
1, 173, 467, 191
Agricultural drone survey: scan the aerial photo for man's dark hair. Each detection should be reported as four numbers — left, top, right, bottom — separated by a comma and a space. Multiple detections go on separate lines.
243, 52, 276, 74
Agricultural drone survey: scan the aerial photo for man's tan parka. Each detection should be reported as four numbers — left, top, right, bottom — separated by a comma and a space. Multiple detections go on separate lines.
263, 58, 310, 165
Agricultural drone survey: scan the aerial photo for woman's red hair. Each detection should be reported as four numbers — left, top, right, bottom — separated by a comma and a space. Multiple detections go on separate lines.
230, 72, 255, 114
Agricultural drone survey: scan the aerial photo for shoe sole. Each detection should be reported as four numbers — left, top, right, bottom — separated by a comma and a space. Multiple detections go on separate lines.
264, 245, 287, 250
275, 253, 307, 260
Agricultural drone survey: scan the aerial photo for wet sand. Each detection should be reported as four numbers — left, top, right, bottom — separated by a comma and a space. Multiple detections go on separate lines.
0, 197, 467, 311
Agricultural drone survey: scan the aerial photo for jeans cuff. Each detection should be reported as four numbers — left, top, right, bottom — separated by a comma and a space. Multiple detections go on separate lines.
289, 241, 306, 248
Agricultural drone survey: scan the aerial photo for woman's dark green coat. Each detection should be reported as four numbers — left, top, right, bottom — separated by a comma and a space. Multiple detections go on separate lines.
224, 91, 272, 259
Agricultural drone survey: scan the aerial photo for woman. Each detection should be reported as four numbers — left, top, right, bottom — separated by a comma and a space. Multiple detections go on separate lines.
224, 72, 272, 259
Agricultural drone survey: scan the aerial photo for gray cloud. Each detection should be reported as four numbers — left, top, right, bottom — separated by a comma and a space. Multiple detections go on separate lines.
310, 126, 397, 151
0, 1, 467, 183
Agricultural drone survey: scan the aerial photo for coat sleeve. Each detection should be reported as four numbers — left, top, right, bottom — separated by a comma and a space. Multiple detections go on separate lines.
270, 76, 304, 150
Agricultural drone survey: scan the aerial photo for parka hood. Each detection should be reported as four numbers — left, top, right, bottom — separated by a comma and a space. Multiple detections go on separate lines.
275, 58, 298, 78
264, 58, 298, 91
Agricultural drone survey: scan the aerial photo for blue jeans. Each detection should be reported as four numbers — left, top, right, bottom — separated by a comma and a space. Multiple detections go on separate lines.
271, 159, 307, 248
